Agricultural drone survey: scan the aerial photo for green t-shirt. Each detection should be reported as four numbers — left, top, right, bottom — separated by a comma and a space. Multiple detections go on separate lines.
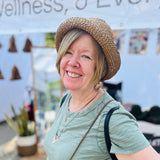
44, 91, 149, 160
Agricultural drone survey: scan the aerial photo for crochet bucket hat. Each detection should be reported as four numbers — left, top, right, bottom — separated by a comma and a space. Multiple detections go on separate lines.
55, 17, 121, 80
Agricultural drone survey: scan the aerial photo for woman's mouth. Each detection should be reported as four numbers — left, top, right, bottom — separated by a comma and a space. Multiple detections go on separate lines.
67, 71, 81, 78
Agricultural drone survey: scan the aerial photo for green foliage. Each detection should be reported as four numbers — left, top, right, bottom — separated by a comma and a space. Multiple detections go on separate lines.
48, 81, 60, 89
44, 81, 61, 110
56, 97, 61, 102
45, 32, 56, 47
5, 105, 35, 136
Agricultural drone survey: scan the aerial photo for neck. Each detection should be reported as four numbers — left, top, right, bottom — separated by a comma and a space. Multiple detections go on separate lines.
69, 88, 103, 112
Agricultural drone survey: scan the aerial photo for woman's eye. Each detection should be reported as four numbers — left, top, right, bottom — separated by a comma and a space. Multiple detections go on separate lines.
65, 51, 72, 55
82, 55, 91, 59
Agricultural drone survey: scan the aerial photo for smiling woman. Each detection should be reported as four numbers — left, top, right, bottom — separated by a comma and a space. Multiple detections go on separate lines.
59, 33, 97, 91
56, 29, 107, 85
43, 17, 160, 160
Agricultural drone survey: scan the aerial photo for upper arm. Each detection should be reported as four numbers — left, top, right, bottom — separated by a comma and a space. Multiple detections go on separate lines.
116, 145, 160, 160
109, 109, 149, 154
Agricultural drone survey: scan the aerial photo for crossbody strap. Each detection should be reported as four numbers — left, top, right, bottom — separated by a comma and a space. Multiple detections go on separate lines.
59, 94, 67, 107
104, 106, 120, 160
69, 99, 114, 160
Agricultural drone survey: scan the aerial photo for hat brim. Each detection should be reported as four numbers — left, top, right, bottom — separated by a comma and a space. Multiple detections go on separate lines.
55, 17, 121, 80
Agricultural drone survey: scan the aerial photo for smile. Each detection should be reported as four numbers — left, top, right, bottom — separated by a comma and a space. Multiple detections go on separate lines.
67, 71, 81, 78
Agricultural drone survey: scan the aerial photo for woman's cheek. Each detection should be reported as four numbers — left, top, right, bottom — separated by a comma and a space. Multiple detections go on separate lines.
59, 60, 65, 78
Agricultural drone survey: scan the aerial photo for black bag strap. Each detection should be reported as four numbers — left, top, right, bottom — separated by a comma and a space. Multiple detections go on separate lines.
104, 106, 120, 160
59, 94, 67, 107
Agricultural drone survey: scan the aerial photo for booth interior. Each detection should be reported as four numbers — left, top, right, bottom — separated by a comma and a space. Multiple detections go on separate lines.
0, 28, 160, 154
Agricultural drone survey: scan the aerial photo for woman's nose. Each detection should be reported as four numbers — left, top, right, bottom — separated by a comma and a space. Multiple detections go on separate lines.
68, 55, 80, 67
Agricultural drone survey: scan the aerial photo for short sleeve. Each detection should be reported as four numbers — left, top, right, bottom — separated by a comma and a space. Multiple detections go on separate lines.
97, 104, 150, 155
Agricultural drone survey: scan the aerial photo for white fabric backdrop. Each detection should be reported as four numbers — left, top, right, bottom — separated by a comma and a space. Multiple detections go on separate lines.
0, 33, 45, 122
107, 29, 160, 108
0, 0, 160, 34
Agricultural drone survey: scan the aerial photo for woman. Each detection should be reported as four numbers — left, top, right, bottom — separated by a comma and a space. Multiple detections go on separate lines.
44, 17, 160, 160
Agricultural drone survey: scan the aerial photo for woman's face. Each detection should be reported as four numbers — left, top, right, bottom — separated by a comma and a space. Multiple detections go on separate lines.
60, 34, 96, 91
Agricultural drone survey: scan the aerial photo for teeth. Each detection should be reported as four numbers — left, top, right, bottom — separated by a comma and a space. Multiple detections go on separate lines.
68, 72, 80, 78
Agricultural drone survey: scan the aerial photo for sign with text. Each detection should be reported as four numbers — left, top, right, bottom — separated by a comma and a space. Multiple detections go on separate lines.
0, 0, 160, 34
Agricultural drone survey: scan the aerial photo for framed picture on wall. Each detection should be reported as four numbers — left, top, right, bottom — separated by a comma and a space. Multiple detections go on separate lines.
129, 29, 149, 54
156, 29, 160, 54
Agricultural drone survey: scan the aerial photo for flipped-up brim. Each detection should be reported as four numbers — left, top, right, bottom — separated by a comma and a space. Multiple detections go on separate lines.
55, 17, 121, 80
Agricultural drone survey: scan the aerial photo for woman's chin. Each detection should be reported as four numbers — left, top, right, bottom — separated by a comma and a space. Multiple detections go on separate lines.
64, 85, 78, 91
63, 82, 76, 90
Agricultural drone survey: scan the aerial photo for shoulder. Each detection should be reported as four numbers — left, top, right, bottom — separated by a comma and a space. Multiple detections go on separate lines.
99, 91, 135, 122
97, 93, 149, 154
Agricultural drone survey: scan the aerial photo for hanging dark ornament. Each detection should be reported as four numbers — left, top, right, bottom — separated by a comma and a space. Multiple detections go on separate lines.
0, 69, 4, 79
10, 65, 22, 80
23, 38, 32, 52
8, 35, 18, 53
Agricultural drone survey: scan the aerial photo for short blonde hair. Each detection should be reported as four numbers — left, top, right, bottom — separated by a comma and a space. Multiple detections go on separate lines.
56, 29, 107, 84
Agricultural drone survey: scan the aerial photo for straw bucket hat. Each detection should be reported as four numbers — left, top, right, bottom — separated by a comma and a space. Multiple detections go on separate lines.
55, 17, 121, 80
